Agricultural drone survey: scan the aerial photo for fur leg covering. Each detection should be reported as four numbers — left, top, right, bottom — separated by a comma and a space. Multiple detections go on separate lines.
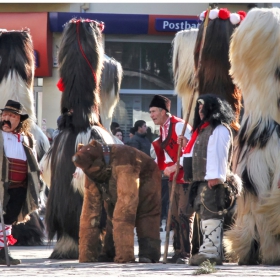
98, 213, 115, 262
79, 178, 102, 263
112, 165, 139, 263
224, 193, 260, 265
138, 238, 161, 263
12, 212, 45, 246
190, 219, 223, 266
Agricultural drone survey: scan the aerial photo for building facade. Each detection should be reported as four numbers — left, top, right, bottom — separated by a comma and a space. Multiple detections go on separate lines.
0, 2, 270, 142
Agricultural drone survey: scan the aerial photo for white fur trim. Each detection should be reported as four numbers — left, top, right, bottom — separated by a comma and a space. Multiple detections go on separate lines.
209, 8, 219, 20
199, 11, 206, 21
230, 13, 241, 25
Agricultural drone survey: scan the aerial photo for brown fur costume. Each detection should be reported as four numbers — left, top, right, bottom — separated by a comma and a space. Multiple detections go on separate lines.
72, 140, 162, 263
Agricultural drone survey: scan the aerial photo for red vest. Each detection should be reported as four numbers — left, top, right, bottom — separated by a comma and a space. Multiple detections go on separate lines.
152, 116, 187, 184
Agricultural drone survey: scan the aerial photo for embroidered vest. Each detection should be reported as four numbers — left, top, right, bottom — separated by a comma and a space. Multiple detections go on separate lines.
152, 116, 185, 183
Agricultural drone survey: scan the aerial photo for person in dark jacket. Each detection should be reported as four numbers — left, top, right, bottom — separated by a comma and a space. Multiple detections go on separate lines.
127, 120, 151, 156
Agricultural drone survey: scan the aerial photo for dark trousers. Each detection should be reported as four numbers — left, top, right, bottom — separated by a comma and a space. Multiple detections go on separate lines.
161, 177, 169, 223
2, 188, 27, 225
168, 182, 195, 257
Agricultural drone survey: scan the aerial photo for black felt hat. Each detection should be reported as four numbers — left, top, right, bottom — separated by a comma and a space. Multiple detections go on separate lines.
149, 95, 171, 112
0, 100, 29, 121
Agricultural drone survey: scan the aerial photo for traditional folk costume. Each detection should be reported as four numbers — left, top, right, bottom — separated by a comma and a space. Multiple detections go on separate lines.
40, 18, 123, 259
0, 29, 49, 246
182, 94, 241, 266
224, 7, 280, 265
0, 100, 41, 265
150, 95, 195, 264
172, 7, 246, 260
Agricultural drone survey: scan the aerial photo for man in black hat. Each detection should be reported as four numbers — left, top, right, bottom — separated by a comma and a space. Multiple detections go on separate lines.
0, 99, 41, 265
149, 94, 195, 264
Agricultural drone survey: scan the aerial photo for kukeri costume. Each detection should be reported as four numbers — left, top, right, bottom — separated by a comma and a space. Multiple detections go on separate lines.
40, 18, 123, 259
150, 95, 195, 264
224, 7, 280, 265
72, 140, 161, 263
182, 94, 241, 266
0, 100, 41, 265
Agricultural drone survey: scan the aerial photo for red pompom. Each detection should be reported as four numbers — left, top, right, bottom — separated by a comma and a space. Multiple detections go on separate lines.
237, 11, 247, 21
204, 10, 209, 18
218, 8, 230, 20
57, 78, 65, 92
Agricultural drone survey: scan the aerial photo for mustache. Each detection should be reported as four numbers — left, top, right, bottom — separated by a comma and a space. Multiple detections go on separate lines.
1, 120, 11, 128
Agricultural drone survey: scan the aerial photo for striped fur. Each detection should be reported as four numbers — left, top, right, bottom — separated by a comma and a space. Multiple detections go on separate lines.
224, 7, 280, 265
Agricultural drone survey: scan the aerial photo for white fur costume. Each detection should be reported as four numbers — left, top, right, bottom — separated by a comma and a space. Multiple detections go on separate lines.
224, 7, 280, 265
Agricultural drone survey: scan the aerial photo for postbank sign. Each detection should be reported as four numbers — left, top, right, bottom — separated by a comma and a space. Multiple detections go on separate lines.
155, 18, 200, 32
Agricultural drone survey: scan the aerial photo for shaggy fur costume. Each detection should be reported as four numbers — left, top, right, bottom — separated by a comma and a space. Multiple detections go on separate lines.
223, 7, 280, 265
40, 18, 123, 259
72, 140, 162, 263
172, 28, 198, 125
193, 8, 244, 131
0, 29, 48, 245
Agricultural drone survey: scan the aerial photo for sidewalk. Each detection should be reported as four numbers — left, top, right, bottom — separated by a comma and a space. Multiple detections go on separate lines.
0, 221, 279, 278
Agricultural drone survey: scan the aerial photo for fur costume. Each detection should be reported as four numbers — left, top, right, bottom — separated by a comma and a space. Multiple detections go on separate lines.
223, 7, 280, 265
194, 8, 245, 131
0, 29, 49, 245
40, 18, 123, 259
172, 28, 198, 125
72, 140, 162, 263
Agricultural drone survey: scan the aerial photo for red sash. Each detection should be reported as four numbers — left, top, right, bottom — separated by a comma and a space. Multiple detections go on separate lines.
8, 158, 28, 188
183, 122, 210, 154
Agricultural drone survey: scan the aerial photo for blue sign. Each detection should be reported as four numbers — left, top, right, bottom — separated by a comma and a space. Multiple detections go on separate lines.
49, 12, 149, 34
155, 18, 200, 32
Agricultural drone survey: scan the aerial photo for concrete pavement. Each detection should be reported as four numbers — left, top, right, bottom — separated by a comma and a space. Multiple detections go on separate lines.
0, 221, 279, 278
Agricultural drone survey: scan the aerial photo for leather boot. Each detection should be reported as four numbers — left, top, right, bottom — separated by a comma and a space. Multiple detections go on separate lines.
189, 219, 223, 266
0, 247, 21, 265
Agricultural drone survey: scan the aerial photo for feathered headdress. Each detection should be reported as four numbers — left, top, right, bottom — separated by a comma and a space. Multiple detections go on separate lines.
57, 18, 105, 133
0, 29, 36, 121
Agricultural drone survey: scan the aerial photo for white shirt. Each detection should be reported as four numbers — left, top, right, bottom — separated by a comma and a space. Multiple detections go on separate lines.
180, 124, 230, 182
2, 131, 27, 160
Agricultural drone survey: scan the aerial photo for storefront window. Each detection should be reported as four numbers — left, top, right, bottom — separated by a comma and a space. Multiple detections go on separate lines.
105, 42, 174, 90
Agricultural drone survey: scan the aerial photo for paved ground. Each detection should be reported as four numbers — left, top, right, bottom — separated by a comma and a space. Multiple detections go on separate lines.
0, 221, 279, 278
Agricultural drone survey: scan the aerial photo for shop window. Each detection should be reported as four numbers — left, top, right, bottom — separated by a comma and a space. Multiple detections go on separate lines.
105, 42, 174, 90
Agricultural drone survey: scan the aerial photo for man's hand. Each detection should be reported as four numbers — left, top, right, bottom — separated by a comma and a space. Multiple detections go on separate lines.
164, 165, 177, 177
207, 178, 222, 189
177, 135, 188, 148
